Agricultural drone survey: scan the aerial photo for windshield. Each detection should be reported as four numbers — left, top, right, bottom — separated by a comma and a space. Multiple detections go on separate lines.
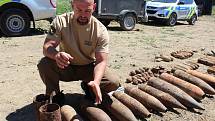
152, 0, 177, 3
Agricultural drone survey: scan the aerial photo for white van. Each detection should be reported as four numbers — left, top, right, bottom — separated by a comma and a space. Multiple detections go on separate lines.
146, 0, 198, 26
0, 0, 57, 36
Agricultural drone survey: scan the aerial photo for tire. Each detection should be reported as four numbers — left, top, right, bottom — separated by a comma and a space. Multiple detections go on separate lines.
188, 14, 197, 25
99, 19, 111, 27
0, 8, 31, 37
120, 13, 136, 31
166, 13, 177, 26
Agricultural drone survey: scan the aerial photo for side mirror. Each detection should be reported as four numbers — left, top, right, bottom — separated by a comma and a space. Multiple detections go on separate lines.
178, 1, 185, 5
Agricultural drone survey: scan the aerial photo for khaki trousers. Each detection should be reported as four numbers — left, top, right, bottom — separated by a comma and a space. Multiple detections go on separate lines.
37, 57, 120, 95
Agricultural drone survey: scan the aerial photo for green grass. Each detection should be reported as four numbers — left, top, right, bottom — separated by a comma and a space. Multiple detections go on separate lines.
213, 6, 215, 15
57, 0, 71, 15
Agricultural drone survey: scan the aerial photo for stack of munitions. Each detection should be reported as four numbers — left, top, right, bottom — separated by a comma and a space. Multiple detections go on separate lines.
172, 61, 199, 72
121, 60, 215, 120
197, 56, 215, 75
160, 73, 206, 101
171, 50, 194, 59
198, 56, 215, 66
208, 66, 215, 75
183, 61, 200, 70
35, 57, 215, 121
187, 70, 215, 88
126, 66, 170, 85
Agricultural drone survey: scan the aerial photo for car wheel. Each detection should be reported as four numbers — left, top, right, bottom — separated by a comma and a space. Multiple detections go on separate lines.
0, 8, 31, 37
188, 14, 197, 25
120, 13, 136, 31
166, 13, 177, 26
99, 19, 111, 27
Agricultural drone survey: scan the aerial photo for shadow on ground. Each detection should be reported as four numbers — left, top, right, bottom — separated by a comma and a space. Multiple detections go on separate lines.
6, 103, 36, 121
5, 93, 158, 121
0, 28, 48, 38
28, 28, 48, 36
5, 93, 85, 121
142, 21, 188, 27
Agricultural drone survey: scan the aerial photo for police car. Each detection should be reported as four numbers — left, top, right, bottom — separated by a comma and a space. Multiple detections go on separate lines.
146, 0, 198, 26
0, 0, 57, 36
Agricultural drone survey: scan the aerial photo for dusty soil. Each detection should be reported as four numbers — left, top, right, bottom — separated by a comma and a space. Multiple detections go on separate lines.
0, 15, 215, 121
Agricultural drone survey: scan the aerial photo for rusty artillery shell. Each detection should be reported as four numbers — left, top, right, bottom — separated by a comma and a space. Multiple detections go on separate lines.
135, 69, 142, 74
80, 100, 112, 121
172, 65, 188, 72
207, 66, 215, 75
126, 77, 132, 83
113, 91, 151, 118
147, 77, 204, 110
184, 61, 199, 70
138, 84, 186, 110
61, 105, 83, 121
125, 86, 167, 112
147, 70, 154, 77
39, 103, 62, 121
103, 95, 138, 121
198, 57, 215, 66
160, 73, 205, 101
183, 63, 197, 70
132, 76, 139, 85
160, 54, 173, 62
140, 77, 147, 82
186, 61, 199, 68
174, 70, 215, 95
33, 94, 49, 121
135, 74, 142, 78
187, 70, 215, 87
129, 71, 136, 76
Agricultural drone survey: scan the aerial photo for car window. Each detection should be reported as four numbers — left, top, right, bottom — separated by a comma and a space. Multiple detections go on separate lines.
152, 0, 177, 3
179, 0, 193, 4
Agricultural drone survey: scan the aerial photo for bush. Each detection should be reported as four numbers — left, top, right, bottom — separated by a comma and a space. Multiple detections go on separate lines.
57, 0, 71, 15
213, 6, 215, 15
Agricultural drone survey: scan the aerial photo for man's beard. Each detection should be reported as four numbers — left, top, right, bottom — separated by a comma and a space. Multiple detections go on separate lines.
77, 16, 89, 25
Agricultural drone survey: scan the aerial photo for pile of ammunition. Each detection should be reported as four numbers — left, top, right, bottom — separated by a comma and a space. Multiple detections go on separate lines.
33, 56, 215, 121
126, 66, 170, 85
197, 56, 215, 75
171, 50, 194, 59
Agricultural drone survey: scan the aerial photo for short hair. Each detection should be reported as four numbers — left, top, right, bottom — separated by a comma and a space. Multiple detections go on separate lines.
71, 0, 94, 4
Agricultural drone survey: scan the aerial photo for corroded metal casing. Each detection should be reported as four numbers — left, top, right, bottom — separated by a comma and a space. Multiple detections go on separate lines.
125, 86, 167, 112
103, 95, 138, 121
39, 103, 62, 121
80, 100, 112, 121
113, 91, 151, 118
33, 94, 49, 121
148, 77, 204, 110
174, 70, 215, 95
160, 73, 205, 101
138, 84, 186, 110
187, 70, 215, 87
61, 105, 83, 121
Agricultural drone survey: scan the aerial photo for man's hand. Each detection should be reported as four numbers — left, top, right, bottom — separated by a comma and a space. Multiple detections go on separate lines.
88, 81, 102, 105
54, 52, 73, 69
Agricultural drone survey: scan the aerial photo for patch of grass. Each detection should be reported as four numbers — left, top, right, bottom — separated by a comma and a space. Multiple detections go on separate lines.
173, 32, 186, 36
144, 36, 157, 44
57, 0, 71, 15
160, 27, 175, 34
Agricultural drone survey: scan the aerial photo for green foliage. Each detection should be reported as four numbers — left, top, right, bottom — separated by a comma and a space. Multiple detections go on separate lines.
213, 6, 215, 15
57, 0, 72, 15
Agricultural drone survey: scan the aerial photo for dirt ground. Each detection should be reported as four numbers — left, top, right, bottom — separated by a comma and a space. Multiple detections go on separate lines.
0, 15, 215, 121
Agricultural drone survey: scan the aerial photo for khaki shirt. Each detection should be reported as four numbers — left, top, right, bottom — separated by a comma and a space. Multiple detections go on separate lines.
46, 12, 109, 65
